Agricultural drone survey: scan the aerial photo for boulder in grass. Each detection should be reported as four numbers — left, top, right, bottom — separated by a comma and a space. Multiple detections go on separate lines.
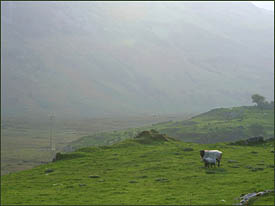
155, 177, 169, 182
138, 175, 148, 179
45, 169, 54, 173
98, 179, 105, 182
89, 175, 100, 178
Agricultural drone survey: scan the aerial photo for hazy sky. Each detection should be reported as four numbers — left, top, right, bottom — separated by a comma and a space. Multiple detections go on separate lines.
251, 1, 274, 11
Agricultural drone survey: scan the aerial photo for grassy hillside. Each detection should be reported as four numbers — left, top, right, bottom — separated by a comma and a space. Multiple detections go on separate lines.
1, 131, 274, 205
153, 106, 274, 143
67, 106, 274, 151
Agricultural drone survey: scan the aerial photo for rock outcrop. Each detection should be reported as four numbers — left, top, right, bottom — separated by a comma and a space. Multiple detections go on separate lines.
134, 130, 176, 144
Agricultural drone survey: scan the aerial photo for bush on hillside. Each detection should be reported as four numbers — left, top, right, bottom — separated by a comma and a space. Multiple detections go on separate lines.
52, 152, 86, 162
230, 136, 265, 146
134, 130, 176, 144
251, 94, 274, 109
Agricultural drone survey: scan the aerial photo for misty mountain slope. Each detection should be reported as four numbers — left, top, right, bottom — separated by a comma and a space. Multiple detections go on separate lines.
1, 1, 274, 118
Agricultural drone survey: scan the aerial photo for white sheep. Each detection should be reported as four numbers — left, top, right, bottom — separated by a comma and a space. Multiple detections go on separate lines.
203, 157, 216, 168
200, 150, 222, 167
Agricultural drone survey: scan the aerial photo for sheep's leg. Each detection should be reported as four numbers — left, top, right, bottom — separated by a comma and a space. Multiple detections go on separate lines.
217, 159, 220, 167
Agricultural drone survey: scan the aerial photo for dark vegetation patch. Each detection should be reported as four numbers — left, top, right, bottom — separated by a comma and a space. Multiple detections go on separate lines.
52, 152, 86, 162
229, 165, 241, 168
251, 167, 264, 172
44, 169, 54, 173
89, 175, 100, 178
230, 136, 268, 146
155, 177, 169, 182
133, 130, 176, 144
138, 175, 148, 179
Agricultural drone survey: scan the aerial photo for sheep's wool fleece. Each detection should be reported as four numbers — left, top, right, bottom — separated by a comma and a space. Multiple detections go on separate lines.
204, 150, 222, 159
203, 157, 216, 164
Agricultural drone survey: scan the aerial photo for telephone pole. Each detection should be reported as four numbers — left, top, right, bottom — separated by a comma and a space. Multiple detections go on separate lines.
49, 114, 55, 157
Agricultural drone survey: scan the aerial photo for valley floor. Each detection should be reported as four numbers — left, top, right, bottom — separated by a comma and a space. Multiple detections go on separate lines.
1, 114, 190, 175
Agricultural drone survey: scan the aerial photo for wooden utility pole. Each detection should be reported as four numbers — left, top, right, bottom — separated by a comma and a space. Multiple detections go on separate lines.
49, 114, 55, 157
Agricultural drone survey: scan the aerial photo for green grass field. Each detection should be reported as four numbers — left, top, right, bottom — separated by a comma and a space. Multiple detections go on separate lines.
2, 131, 274, 205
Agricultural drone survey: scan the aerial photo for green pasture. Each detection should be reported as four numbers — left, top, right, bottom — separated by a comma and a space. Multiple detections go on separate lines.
2, 134, 274, 205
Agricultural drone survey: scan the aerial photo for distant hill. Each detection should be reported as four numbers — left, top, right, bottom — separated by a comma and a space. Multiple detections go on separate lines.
65, 105, 274, 151
1, 1, 274, 118
2, 131, 274, 204
153, 106, 274, 143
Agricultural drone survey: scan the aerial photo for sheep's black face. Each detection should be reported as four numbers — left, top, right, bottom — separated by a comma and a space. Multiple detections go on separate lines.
200, 150, 205, 158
